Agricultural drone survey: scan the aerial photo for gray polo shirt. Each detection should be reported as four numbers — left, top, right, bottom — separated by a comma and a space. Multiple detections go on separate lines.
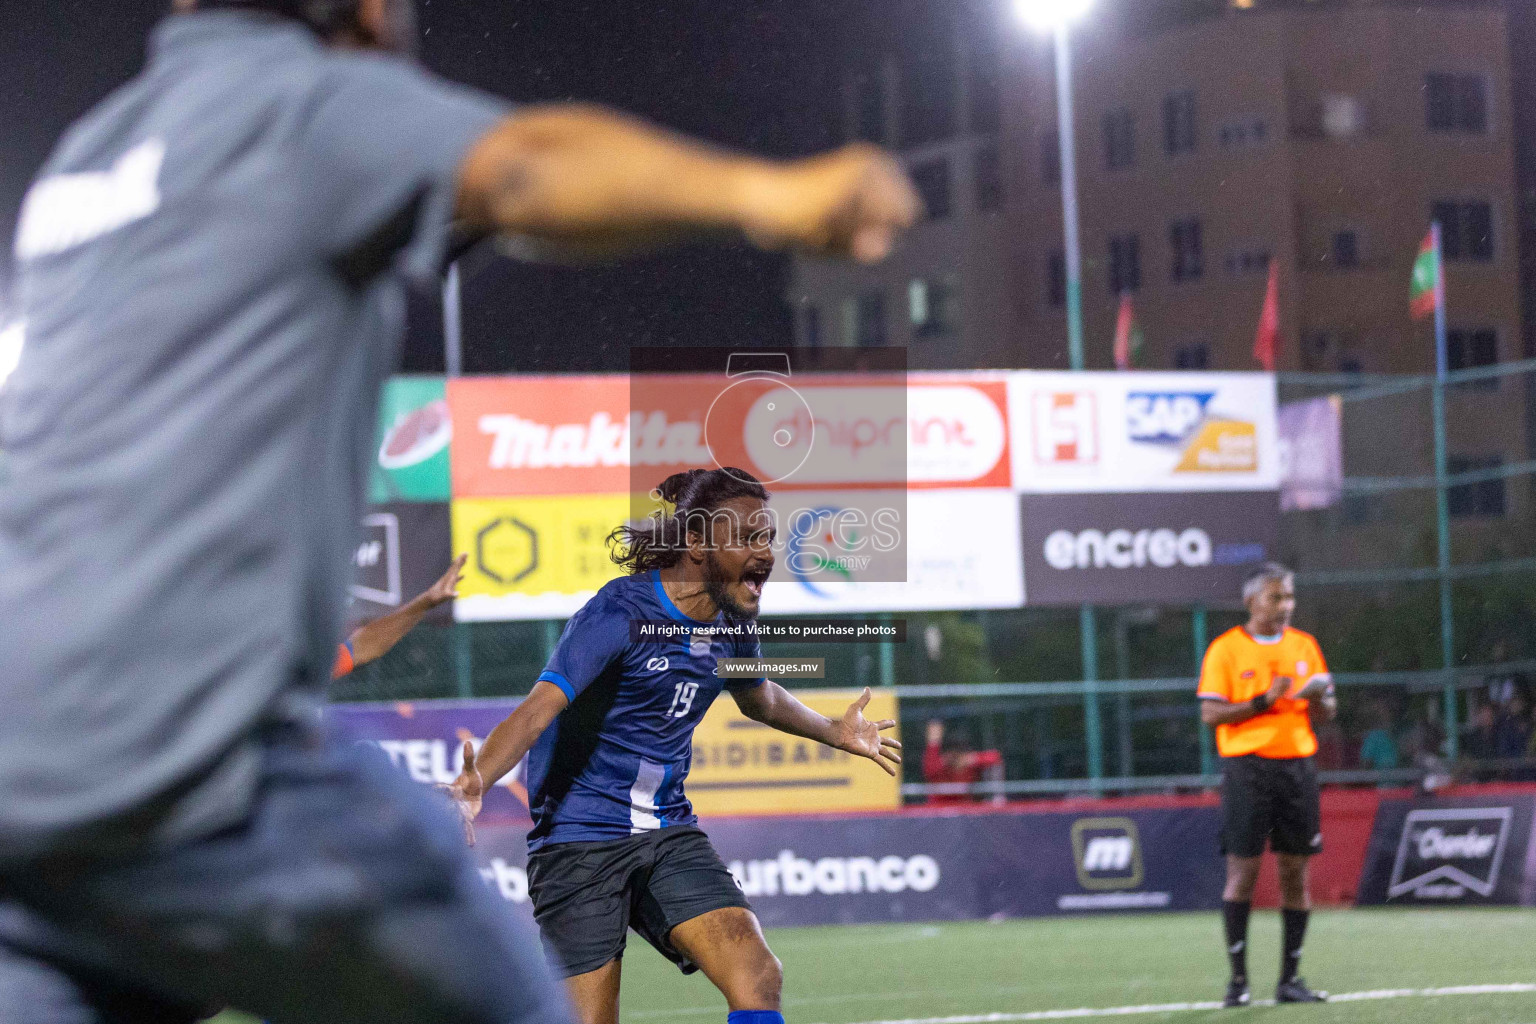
0, 11, 509, 862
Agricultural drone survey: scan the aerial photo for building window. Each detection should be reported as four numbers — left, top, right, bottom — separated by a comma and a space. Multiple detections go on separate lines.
1104, 108, 1135, 170
1175, 343, 1210, 369
1332, 230, 1359, 268
910, 158, 952, 220
1426, 73, 1489, 134
802, 304, 822, 349
852, 71, 885, 144
909, 278, 957, 339
856, 290, 886, 347
1226, 246, 1271, 276
968, 32, 1002, 135
974, 145, 1003, 211
1048, 251, 1066, 308
1219, 117, 1268, 150
1433, 201, 1494, 262
900, 50, 957, 148
1163, 90, 1197, 155
1042, 131, 1061, 185
1447, 328, 1498, 390
1109, 234, 1141, 294
1448, 455, 1506, 517
1170, 218, 1204, 282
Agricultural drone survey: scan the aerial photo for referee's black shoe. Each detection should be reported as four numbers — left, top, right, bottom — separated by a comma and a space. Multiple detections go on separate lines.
1275, 978, 1328, 1003
1223, 979, 1251, 1008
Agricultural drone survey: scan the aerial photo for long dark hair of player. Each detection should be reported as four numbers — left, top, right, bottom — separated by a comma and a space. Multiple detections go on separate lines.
608, 468, 769, 575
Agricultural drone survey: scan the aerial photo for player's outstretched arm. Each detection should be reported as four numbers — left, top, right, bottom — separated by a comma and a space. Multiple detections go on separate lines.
347, 555, 467, 668
733, 683, 902, 777
455, 105, 920, 262
445, 679, 569, 844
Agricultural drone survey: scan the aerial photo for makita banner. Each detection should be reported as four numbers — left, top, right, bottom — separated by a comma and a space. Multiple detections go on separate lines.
464, 804, 1225, 927
1356, 792, 1536, 906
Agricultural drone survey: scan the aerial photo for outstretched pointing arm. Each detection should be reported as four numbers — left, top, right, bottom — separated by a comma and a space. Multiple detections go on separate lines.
732, 683, 903, 777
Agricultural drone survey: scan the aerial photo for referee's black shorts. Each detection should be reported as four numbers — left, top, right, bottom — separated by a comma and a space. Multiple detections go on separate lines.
526, 825, 751, 978
1219, 754, 1322, 858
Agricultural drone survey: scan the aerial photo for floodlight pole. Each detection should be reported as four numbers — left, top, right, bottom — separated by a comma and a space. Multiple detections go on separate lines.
1048, 16, 1105, 787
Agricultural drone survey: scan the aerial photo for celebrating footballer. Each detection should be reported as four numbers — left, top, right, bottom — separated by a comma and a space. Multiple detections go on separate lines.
449, 467, 901, 1024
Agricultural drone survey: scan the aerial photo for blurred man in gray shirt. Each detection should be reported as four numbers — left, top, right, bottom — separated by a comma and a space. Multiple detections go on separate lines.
0, 0, 916, 1020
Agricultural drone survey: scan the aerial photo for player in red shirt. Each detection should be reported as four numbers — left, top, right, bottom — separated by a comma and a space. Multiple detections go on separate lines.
333, 554, 465, 678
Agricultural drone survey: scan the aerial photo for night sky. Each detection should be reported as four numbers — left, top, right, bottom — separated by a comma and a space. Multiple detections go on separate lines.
0, 0, 851, 374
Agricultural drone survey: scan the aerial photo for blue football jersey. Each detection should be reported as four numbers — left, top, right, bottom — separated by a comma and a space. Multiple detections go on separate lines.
525, 570, 765, 850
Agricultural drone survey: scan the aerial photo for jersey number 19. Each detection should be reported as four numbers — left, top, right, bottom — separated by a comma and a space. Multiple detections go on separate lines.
667, 682, 699, 718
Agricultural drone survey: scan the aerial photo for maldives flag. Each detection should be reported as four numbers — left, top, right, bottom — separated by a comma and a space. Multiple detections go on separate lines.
1113, 292, 1143, 370
1410, 228, 1440, 321
1253, 261, 1280, 371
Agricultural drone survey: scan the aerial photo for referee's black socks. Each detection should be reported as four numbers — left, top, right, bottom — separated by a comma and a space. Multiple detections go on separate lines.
1221, 900, 1251, 983
1280, 908, 1309, 984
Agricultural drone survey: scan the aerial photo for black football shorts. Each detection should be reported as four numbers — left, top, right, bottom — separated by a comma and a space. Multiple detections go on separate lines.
1219, 754, 1322, 858
526, 825, 751, 978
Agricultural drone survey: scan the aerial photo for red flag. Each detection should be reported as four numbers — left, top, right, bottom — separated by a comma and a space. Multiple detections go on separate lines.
1113, 293, 1142, 370
1253, 261, 1280, 371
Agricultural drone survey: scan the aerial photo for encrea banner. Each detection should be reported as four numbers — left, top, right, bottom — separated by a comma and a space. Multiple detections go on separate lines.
1019, 491, 1278, 606
688, 688, 900, 815
1008, 371, 1278, 493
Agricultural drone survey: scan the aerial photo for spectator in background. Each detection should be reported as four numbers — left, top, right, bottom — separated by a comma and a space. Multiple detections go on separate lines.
922, 720, 1004, 806
1358, 700, 1399, 773
1462, 702, 1498, 760
1493, 692, 1531, 762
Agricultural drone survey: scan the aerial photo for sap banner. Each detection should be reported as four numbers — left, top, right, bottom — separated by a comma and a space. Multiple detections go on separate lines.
1356, 792, 1536, 906
465, 803, 1224, 927
1009, 372, 1278, 493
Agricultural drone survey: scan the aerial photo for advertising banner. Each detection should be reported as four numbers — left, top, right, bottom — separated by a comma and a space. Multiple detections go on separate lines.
1278, 395, 1343, 512
463, 804, 1225, 926
347, 503, 453, 626
688, 689, 900, 815
370, 376, 451, 502
1008, 372, 1279, 493
451, 494, 631, 621
329, 690, 901, 822
1356, 793, 1536, 906
447, 371, 1014, 500
1019, 491, 1278, 606
759, 488, 1023, 615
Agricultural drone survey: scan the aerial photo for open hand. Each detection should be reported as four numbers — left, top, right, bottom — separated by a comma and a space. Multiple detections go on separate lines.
423, 554, 467, 609
443, 739, 484, 846
745, 145, 920, 263
832, 687, 903, 776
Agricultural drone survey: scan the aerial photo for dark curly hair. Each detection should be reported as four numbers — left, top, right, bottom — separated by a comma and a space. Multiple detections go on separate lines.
607, 469, 769, 575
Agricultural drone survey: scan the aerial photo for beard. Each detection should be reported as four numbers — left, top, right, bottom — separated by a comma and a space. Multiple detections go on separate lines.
703, 551, 759, 621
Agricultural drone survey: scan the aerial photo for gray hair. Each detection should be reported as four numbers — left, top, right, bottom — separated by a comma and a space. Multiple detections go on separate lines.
1241, 562, 1293, 603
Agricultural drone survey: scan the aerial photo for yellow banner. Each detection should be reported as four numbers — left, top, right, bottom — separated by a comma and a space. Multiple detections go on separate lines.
452, 494, 629, 604
689, 688, 900, 816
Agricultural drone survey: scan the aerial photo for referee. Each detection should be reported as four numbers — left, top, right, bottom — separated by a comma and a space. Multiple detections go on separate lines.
1197, 564, 1337, 1007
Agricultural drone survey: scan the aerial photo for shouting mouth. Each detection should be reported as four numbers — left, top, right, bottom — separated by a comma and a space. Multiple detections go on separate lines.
741, 565, 772, 598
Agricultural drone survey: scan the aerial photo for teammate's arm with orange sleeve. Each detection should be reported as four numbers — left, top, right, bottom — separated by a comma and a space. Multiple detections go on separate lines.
454, 105, 920, 264
1199, 640, 1288, 727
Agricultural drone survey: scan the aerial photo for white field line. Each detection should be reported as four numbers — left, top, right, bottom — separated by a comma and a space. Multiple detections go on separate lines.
802, 984, 1536, 1024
